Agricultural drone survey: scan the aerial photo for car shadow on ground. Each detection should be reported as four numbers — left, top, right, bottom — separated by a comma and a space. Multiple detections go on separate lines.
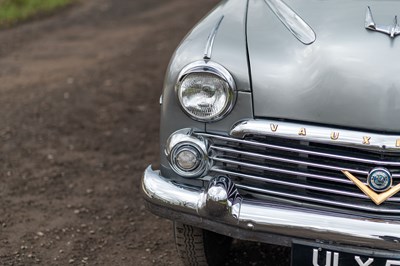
225, 240, 291, 266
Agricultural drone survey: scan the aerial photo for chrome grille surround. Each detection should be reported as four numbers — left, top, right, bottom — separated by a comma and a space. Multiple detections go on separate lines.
196, 120, 400, 215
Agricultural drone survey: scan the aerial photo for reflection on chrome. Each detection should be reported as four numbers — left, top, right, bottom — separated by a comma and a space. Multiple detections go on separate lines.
142, 166, 400, 250
230, 119, 400, 151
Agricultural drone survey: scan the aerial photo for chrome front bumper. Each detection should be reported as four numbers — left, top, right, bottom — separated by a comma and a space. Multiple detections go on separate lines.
141, 165, 400, 251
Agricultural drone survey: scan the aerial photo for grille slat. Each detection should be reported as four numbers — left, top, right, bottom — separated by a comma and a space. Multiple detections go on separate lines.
198, 132, 400, 215
211, 168, 400, 202
236, 184, 400, 214
211, 145, 369, 176
212, 157, 356, 185
198, 133, 400, 168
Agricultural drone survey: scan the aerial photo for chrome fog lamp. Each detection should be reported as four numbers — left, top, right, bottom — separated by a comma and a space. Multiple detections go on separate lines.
176, 61, 236, 122
170, 143, 208, 178
166, 129, 209, 178
174, 145, 201, 171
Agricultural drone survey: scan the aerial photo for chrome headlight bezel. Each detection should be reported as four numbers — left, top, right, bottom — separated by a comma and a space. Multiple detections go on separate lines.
165, 129, 209, 178
176, 61, 237, 122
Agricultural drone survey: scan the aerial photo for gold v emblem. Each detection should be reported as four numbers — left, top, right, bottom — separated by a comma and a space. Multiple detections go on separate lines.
342, 170, 400, 205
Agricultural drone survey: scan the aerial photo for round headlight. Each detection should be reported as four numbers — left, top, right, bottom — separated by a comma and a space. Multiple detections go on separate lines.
176, 62, 236, 122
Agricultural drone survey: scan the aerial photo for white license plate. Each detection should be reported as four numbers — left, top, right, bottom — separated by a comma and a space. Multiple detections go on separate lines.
292, 242, 400, 266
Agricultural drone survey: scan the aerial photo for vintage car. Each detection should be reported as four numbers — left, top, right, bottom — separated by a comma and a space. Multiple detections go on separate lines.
141, 0, 400, 265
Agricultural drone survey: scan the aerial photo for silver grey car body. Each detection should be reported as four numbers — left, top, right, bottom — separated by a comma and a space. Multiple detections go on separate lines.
142, 0, 400, 263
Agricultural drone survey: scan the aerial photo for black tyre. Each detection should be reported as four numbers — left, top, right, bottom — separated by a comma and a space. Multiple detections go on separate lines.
174, 222, 232, 266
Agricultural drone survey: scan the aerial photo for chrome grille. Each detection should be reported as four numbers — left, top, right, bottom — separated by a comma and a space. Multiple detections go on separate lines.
196, 132, 400, 215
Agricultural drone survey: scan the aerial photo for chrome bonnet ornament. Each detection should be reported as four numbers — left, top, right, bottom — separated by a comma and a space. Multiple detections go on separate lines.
365, 6, 400, 38
264, 0, 316, 45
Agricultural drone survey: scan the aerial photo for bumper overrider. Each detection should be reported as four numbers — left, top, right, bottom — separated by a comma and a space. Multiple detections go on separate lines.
142, 166, 400, 251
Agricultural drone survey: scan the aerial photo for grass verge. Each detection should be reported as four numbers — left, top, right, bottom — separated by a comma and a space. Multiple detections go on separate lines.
0, 0, 72, 26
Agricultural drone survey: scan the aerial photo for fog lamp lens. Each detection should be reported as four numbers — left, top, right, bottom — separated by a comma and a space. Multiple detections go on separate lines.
175, 147, 200, 171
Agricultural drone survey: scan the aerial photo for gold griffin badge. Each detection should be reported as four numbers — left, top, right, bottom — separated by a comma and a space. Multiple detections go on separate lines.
342, 170, 400, 205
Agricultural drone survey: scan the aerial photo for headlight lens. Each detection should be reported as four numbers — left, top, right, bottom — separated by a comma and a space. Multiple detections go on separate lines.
176, 62, 236, 122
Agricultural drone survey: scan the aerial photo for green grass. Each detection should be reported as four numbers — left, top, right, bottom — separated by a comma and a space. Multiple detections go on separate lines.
0, 0, 71, 26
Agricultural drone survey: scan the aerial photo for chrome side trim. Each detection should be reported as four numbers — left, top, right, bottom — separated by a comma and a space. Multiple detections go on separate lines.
142, 166, 400, 250
230, 120, 400, 152
264, 0, 316, 45
204, 16, 224, 60
197, 133, 400, 167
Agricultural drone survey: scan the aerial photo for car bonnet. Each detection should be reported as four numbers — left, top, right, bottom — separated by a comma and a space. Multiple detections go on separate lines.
247, 0, 400, 132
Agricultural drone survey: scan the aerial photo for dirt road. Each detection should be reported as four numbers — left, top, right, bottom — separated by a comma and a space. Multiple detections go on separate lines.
0, 0, 290, 265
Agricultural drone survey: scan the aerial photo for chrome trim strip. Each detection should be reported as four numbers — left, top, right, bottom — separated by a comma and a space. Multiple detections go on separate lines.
142, 166, 400, 249
204, 16, 224, 60
236, 184, 400, 211
212, 168, 400, 203
230, 119, 400, 152
264, 0, 316, 45
212, 156, 356, 184
211, 158, 371, 198
212, 166, 353, 185
211, 145, 368, 176
197, 133, 400, 167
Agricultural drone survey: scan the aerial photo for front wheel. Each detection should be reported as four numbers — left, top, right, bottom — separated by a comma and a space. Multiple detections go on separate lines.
174, 222, 232, 266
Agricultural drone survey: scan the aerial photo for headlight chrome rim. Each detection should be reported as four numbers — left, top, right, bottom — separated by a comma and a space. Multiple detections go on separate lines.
176, 61, 237, 122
